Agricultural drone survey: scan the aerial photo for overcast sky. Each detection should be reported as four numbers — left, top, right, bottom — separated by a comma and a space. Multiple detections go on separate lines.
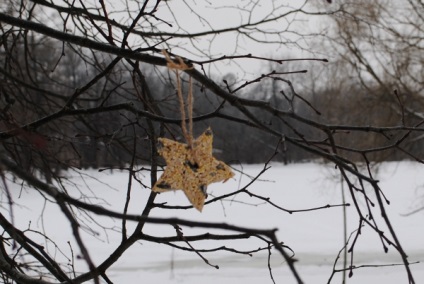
73, 0, 329, 79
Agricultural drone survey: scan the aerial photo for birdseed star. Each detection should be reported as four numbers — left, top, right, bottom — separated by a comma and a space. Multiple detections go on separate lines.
152, 128, 234, 211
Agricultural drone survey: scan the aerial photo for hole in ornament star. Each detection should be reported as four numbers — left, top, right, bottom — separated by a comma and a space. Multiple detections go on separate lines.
185, 160, 199, 172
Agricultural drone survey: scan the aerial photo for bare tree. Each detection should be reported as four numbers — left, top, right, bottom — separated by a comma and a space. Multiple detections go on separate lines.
316, 0, 424, 119
0, 1, 423, 283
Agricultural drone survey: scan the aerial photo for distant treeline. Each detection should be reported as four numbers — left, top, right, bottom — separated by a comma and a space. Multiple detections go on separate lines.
43, 65, 424, 169
2, 37, 423, 180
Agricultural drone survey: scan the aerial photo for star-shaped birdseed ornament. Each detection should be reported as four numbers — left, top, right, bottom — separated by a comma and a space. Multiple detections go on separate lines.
152, 128, 234, 211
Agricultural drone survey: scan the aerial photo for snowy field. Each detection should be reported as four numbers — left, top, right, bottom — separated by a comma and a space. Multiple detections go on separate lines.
3, 161, 424, 283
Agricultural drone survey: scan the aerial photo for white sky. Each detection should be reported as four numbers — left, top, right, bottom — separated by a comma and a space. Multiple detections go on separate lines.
149, 1, 328, 77
26, 0, 331, 80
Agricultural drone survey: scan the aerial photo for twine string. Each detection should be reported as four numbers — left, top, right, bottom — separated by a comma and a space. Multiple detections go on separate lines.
163, 50, 195, 150
175, 72, 194, 148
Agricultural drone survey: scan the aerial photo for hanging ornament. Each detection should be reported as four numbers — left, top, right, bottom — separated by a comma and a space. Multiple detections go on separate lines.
152, 51, 234, 211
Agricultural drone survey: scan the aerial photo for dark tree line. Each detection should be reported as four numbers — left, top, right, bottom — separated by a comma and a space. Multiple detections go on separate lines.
4, 33, 422, 173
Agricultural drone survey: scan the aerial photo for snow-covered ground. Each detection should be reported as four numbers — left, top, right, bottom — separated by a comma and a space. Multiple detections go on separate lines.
2, 161, 424, 283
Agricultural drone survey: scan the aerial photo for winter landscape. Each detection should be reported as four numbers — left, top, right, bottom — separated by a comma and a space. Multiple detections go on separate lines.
4, 161, 424, 283
2, 1, 424, 283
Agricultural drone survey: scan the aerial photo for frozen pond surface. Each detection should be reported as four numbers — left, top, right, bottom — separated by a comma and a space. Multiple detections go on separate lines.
3, 161, 424, 283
